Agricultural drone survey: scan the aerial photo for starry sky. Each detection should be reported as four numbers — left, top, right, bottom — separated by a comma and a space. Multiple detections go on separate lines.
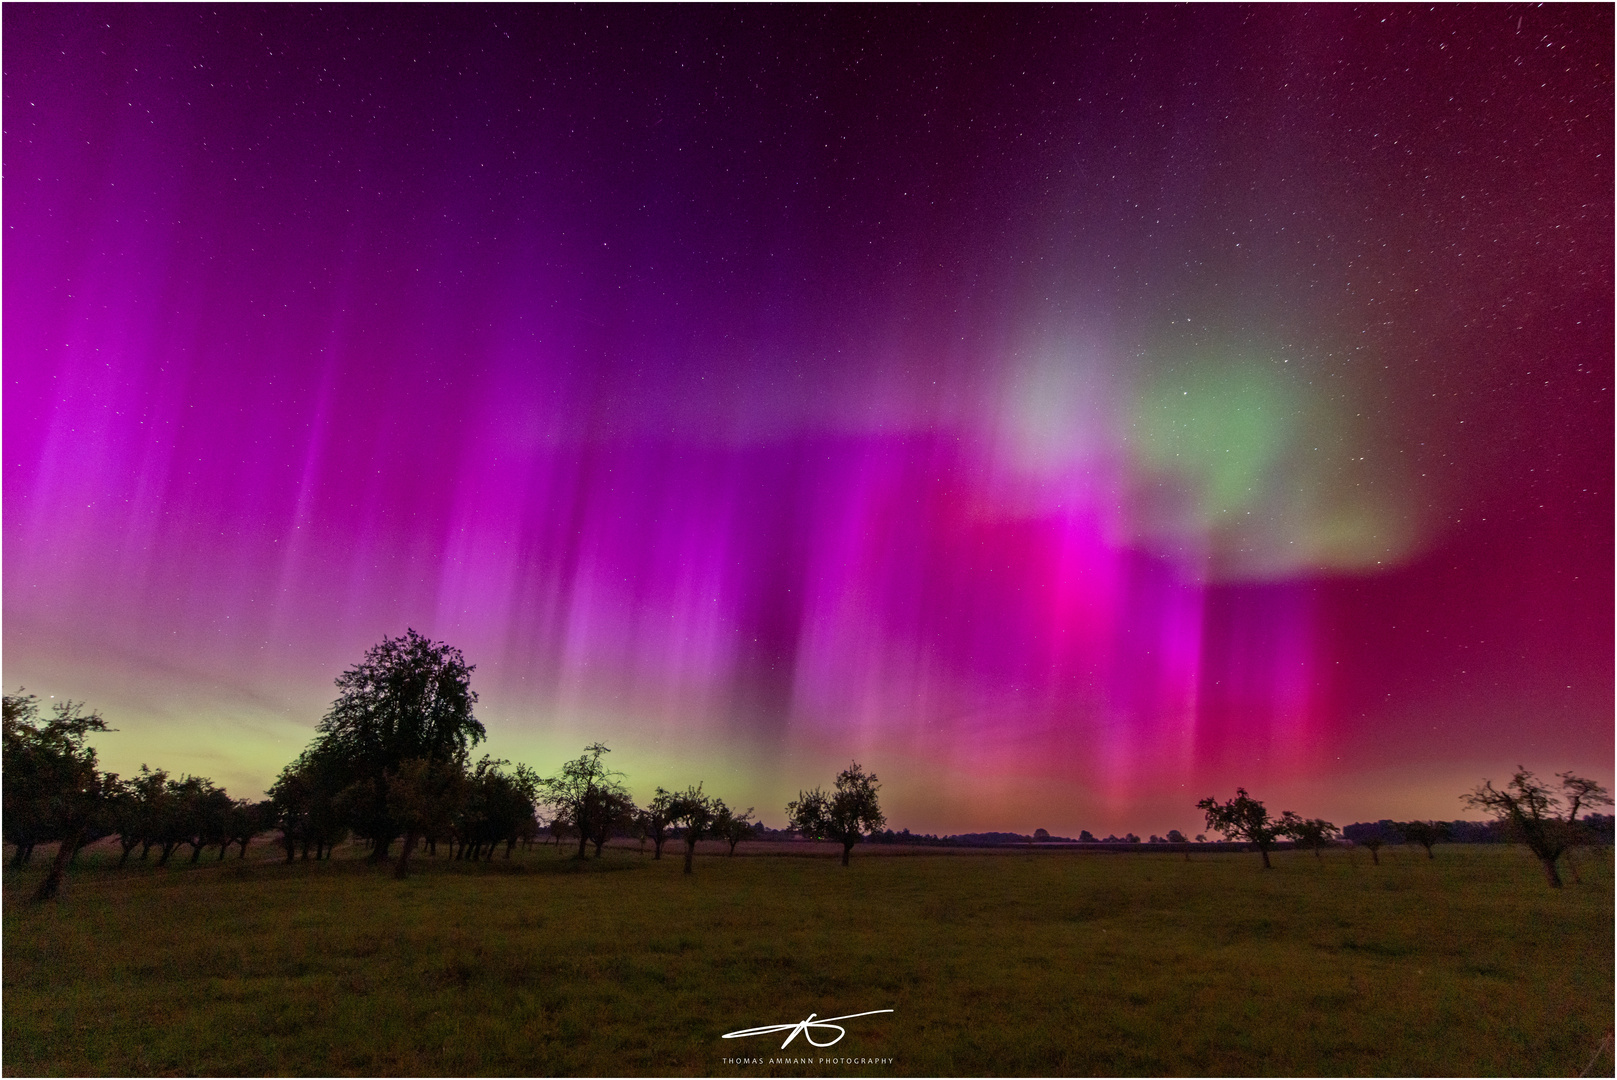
6, 5, 1611, 836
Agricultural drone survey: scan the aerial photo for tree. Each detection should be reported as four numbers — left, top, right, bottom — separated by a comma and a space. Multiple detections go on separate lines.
171, 776, 234, 863
1462, 769, 1613, 888
586, 789, 638, 857
1196, 788, 1293, 869
386, 757, 469, 878
307, 630, 484, 861
787, 762, 887, 866
268, 750, 348, 862
1284, 815, 1337, 859
455, 757, 541, 860
669, 784, 718, 874
1398, 820, 1448, 860
538, 743, 629, 860
2, 690, 115, 901
715, 803, 757, 856
639, 788, 677, 860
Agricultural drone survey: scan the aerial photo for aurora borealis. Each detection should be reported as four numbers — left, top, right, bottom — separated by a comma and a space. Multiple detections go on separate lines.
6, 6, 1610, 836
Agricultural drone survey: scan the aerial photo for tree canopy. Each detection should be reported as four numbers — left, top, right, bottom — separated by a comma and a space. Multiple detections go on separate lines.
787, 762, 886, 865
539, 743, 629, 861
3, 690, 115, 899
1196, 788, 1292, 869
1462, 768, 1612, 888
303, 630, 485, 860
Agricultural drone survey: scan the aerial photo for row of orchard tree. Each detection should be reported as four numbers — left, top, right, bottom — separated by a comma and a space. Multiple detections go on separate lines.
7, 629, 1603, 902
4, 630, 889, 900
1196, 776, 1611, 888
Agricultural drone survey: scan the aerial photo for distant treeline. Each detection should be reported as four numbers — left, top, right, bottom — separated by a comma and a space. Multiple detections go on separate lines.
1342, 817, 1615, 845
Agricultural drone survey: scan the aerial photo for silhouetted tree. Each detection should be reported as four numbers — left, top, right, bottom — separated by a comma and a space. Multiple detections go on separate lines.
1196, 788, 1292, 869
386, 757, 469, 878
1398, 820, 1448, 860
2, 690, 115, 900
787, 762, 887, 866
225, 800, 271, 859
1462, 769, 1613, 888
586, 789, 638, 857
715, 803, 757, 856
639, 788, 677, 860
1342, 820, 1401, 865
269, 750, 348, 861
304, 630, 485, 861
670, 784, 718, 874
1284, 815, 1337, 859
539, 743, 629, 860
457, 757, 541, 859
171, 776, 234, 863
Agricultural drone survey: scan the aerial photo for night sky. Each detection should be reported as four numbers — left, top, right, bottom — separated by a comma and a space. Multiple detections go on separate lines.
6, 5, 1611, 836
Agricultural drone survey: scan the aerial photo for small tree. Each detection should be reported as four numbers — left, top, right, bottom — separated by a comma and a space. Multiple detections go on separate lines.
1462, 769, 1612, 888
539, 743, 629, 861
1284, 815, 1337, 859
639, 788, 677, 860
669, 784, 718, 874
1196, 788, 1292, 869
1399, 820, 1448, 860
715, 803, 757, 856
787, 762, 887, 866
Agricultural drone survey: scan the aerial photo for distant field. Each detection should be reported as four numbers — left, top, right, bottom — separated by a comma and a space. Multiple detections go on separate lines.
4, 840, 1611, 1076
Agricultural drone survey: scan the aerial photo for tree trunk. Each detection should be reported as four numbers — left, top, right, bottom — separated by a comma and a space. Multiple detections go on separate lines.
1369, 847, 1380, 865
683, 841, 695, 874
282, 832, 296, 863
1259, 845, 1272, 869
842, 842, 853, 866
653, 837, 664, 860
577, 834, 589, 861
1539, 855, 1564, 888
157, 841, 178, 866
394, 830, 419, 879
33, 827, 85, 902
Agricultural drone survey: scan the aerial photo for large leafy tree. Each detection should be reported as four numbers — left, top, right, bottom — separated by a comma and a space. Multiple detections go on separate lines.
1462, 769, 1612, 888
1196, 788, 1293, 869
787, 762, 886, 866
2, 690, 115, 900
305, 630, 485, 860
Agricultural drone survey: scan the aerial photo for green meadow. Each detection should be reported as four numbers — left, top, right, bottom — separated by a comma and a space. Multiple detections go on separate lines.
4, 841, 1611, 1077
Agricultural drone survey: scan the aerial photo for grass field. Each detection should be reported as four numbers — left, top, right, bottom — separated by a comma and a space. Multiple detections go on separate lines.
4, 839, 1611, 1076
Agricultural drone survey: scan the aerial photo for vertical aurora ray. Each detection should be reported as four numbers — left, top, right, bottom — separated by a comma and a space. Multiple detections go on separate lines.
5, 6, 1608, 833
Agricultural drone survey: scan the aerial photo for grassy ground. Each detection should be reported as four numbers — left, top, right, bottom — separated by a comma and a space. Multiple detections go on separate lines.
4, 840, 1611, 1076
